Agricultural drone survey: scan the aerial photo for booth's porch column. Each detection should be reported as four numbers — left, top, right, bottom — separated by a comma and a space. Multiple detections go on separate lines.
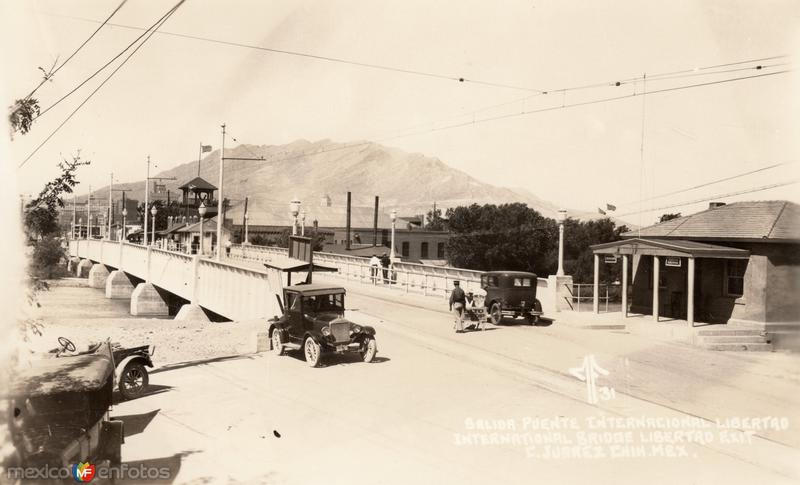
621, 255, 629, 318
592, 254, 600, 314
687, 256, 695, 327
652, 255, 660, 322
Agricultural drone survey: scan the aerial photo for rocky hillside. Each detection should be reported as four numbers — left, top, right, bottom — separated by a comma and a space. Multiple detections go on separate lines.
79, 139, 601, 220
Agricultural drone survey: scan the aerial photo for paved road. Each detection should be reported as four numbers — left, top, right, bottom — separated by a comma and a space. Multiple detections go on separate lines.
112, 277, 800, 485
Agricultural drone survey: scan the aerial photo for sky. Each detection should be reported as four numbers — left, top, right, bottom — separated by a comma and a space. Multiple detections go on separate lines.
3, 0, 800, 227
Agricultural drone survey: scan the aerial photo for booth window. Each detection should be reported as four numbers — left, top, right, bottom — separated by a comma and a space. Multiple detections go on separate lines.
725, 259, 747, 297
401, 241, 410, 257
437, 242, 445, 258
421, 242, 429, 259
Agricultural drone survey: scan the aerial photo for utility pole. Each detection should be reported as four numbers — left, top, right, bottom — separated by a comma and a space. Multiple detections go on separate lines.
216, 123, 225, 261
145, 156, 150, 245
107, 172, 113, 239
216, 123, 263, 260
72, 192, 77, 239
87, 185, 92, 239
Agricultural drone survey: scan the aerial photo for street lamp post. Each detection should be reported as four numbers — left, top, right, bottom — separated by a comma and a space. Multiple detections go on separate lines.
150, 206, 158, 247
121, 208, 128, 241
87, 185, 92, 239
390, 209, 397, 263
300, 210, 306, 236
556, 209, 567, 277
244, 211, 249, 244
198, 202, 207, 255
78, 218, 83, 239
290, 198, 301, 236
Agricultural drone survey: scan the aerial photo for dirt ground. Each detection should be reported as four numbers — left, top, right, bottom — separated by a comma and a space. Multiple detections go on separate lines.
24, 278, 264, 366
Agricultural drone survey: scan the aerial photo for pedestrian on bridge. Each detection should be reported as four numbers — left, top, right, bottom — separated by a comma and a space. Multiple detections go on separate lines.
369, 254, 380, 284
449, 280, 466, 333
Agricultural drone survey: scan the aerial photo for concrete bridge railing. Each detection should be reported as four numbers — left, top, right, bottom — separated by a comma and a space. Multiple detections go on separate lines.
69, 239, 281, 321
229, 244, 556, 314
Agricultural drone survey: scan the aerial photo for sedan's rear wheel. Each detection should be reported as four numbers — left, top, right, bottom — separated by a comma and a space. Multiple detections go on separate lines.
304, 337, 322, 367
361, 337, 377, 363
489, 302, 503, 325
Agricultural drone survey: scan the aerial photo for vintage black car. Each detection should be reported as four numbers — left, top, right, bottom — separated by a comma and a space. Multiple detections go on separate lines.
480, 271, 543, 324
4, 341, 124, 470
267, 284, 377, 367
49, 337, 155, 401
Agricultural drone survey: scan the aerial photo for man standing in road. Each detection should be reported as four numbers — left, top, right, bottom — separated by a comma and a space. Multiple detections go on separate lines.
449, 280, 466, 333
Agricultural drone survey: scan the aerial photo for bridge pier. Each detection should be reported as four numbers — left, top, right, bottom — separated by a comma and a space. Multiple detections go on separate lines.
88, 264, 110, 289
105, 270, 135, 299
76, 259, 93, 278
130, 283, 169, 316
175, 304, 211, 322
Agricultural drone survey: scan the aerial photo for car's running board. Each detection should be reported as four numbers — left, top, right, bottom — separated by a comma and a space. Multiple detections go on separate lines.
283, 343, 302, 351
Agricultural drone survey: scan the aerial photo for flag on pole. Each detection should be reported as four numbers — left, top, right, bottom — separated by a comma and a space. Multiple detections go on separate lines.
606, 203, 617, 211
201, 145, 212, 153
598, 208, 607, 215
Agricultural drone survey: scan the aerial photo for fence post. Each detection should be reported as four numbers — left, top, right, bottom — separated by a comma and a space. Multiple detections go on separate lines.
423, 274, 428, 296
577, 284, 581, 312
605, 285, 609, 313
191, 255, 200, 304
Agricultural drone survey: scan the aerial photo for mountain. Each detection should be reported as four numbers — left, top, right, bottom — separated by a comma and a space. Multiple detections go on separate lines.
77, 139, 609, 223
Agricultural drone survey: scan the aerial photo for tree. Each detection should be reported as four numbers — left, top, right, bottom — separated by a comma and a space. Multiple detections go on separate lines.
425, 207, 447, 231
659, 213, 681, 223
445, 203, 557, 273
29, 237, 66, 279
8, 62, 57, 138
269, 228, 325, 252
24, 206, 59, 240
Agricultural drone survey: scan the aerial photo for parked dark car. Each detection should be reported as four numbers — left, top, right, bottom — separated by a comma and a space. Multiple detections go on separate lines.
49, 338, 155, 401
480, 271, 543, 324
267, 284, 378, 367
4, 340, 124, 471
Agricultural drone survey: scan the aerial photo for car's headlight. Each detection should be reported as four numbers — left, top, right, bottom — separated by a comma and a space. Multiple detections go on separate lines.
321, 326, 331, 336
352, 325, 362, 333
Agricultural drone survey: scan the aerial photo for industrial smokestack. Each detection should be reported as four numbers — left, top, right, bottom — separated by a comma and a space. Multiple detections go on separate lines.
373, 195, 379, 247
346, 192, 352, 250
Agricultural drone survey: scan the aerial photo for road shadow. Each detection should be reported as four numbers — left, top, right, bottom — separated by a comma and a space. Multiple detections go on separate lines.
283, 349, 390, 367
117, 450, 200, 484
114, 409, 160, 437
151, 355, 255, 374
114, 384, 174, 404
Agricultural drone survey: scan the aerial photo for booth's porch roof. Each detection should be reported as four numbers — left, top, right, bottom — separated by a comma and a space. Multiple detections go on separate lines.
591, 238, 750, 259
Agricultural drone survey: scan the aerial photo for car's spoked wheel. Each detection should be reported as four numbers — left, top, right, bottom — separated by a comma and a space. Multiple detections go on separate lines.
119, 362, 148, 400
489, 303, 503, 325
304, 337, 322, 367
272, 330, 285, 355
361, 337, 377, 363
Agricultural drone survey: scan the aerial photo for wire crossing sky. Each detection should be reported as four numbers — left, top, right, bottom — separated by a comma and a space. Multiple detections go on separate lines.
5, 0, 799, 225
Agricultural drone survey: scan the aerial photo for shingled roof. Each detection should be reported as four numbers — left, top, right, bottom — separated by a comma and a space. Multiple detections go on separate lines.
178, 177, 217, 191
623, 201, 800, 242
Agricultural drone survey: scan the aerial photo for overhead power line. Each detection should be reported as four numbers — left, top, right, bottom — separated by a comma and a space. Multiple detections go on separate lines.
614, 161, 798, 208
45, 11, 548, 94
191, 67, 791, 171
616, 180, 799, 217
23, 0, 128, 101
18, 1, 186, 169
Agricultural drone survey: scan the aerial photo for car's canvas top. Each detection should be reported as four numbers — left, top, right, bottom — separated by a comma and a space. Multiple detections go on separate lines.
4, 355, 114, 398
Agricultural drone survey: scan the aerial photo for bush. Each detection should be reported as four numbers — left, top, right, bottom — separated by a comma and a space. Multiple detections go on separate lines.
29, 237, 66, 279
